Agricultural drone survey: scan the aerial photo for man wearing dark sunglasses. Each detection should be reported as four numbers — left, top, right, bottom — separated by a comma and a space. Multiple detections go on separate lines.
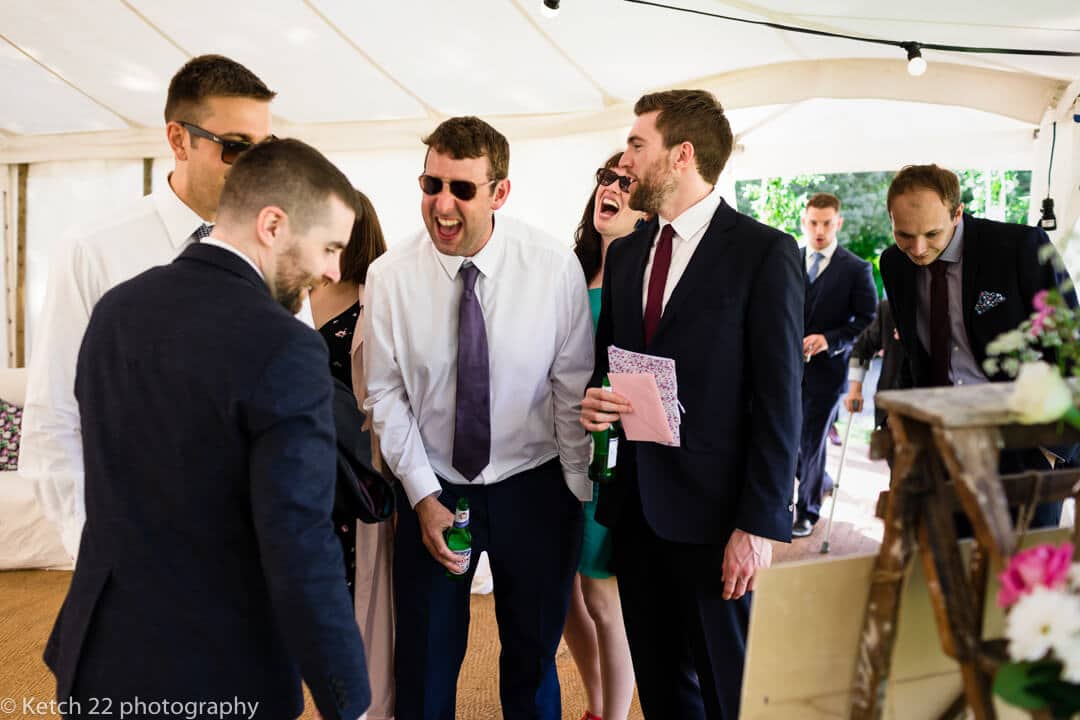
22, 55, 276, 563
363, 116, 594, 720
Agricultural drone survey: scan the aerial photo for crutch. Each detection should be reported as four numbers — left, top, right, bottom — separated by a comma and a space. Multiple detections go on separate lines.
819, 402, 859, 554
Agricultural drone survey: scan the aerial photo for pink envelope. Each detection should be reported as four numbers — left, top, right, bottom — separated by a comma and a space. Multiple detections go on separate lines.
607, 372, 675, 446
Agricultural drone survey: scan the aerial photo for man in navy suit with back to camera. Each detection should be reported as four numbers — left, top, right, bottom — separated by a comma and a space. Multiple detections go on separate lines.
580, 89, 803, 719
44, 139, 371, 720
793, 193, 877, 538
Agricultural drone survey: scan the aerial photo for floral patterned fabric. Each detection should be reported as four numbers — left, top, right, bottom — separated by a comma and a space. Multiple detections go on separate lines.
0, 399, 22, 470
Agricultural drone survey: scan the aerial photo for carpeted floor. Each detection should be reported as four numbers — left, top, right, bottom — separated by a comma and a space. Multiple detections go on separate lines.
0, 428, 890, 719
0, 569, 641, 720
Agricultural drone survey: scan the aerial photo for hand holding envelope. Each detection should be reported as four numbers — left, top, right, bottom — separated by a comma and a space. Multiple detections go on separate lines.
606, 345, 682, 447
607, 373, 675, 445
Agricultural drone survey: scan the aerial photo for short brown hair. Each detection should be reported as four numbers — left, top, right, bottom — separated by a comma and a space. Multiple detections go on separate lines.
218, 138, 354, 234
422, 116, 510, 181
634, 90, 733, 184
340, 190, 387, 285
164, 55, 276, 123
887, 164, 962, 214
806, 193, 841, 212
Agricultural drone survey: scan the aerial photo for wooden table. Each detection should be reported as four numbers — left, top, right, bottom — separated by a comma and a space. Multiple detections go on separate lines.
850, 382, 1080, 720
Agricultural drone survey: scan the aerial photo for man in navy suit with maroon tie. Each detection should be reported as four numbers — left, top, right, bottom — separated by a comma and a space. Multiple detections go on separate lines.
580, 89, 803, 719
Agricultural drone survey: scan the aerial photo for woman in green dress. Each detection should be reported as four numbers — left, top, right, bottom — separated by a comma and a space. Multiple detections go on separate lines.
563, 152, 644, 720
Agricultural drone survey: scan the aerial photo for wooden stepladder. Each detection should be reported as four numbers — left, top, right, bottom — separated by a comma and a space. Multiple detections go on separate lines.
850, 382, 1080, 720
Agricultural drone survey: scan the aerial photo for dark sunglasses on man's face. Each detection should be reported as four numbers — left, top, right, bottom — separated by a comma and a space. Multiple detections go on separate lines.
180, 121, 274, 165
596, 167, 634, 193
418, 174, 496, 202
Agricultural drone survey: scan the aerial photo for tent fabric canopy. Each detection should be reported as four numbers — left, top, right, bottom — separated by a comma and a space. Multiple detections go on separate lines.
1, 1, 1080, 365
1, 0, 1078, 169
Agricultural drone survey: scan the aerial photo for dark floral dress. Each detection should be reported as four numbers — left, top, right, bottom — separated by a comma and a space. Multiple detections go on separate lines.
319, 300, 361, 598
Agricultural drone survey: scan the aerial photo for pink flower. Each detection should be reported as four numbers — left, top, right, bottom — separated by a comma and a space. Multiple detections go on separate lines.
998, 543, 1074, 608
1033, 290, 1051, 312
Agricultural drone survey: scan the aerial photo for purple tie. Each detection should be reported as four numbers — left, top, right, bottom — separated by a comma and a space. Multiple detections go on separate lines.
452, 264, 491, 481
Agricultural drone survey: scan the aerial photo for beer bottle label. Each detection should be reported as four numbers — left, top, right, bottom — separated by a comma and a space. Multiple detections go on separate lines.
450, 548, 472, 575
607, 438, 618, 468
454, 508, 470, 528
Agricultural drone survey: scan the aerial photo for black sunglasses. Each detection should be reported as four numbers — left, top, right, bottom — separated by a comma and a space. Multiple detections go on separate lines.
418, 174, 496, 202
596, 167, 634, 192
180, 121, 275, 165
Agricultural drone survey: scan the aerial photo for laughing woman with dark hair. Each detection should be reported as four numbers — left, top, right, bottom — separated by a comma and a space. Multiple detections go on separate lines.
564, 152, 643, 720
309, 188, 396, 720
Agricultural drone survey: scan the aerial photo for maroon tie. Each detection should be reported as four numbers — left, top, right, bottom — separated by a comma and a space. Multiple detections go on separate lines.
643, 224, 675, 345
929, 261, 951, 386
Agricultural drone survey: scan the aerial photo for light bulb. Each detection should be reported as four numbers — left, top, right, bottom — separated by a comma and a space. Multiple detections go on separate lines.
907, 55, 927, 76
541, 0, 560, 18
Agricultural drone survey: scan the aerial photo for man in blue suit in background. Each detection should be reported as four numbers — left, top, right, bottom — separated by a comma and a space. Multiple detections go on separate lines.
793, 193, 877, 538
45, 139, 371, 720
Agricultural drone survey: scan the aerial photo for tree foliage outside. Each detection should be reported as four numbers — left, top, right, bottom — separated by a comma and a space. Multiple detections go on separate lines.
735, 170, 1032, 295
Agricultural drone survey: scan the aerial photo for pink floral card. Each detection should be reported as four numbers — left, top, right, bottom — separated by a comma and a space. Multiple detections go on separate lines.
607, 345, 681, 447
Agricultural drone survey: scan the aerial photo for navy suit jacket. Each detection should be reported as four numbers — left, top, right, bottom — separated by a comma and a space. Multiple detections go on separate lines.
802, 245, 877, 397
593, 200, 803, 545
45, 243, 370, 720
881, 214, 1076, 387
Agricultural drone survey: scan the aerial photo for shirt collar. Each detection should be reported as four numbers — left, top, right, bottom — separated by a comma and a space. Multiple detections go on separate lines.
659, 184, 722, 243
807, 240, 839, 261
199, 238, 265, 280
153, 174, 210, 250
938, 215, 964, 263
432, 215, 504, 281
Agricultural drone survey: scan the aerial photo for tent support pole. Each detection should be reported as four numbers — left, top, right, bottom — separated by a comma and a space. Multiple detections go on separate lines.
10, 164, 26, 368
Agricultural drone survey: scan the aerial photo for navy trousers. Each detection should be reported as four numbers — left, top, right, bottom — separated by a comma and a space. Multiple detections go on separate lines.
796, 391, 841, 523
393, 459, 583, 720
612, 480, 751, 720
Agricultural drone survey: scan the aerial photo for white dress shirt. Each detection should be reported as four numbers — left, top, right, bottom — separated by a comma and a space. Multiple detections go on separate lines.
642, 185, 723, 314
21, 181, 312, 560
804, 239, 839, 278
362, 215, 594, 508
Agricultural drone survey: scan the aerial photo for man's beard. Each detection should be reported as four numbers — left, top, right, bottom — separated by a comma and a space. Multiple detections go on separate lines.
271, 245, 312, 314
629, 163, 676, 215
273, 284, 305, 314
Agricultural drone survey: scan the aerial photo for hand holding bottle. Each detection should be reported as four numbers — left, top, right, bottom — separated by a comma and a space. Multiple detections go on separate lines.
414, 494, 462, 573
580, 385, 633, 432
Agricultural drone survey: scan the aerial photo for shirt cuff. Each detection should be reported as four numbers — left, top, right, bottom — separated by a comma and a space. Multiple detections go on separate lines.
563, 470, 591, 502
401, 469, 442, 509
847, 363, 867, 382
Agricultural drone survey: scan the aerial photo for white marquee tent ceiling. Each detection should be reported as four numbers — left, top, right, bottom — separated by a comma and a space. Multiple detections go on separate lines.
1, 0, 1079, 173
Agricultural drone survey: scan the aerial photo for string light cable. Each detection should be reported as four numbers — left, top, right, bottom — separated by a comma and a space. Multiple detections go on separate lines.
622, 0, 1080, 76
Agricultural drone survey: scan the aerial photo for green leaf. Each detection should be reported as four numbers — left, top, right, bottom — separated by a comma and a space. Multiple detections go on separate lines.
994, 661, 1054, 710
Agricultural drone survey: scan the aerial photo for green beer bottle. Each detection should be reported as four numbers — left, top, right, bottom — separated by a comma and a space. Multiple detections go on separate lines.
445, 497, 472, 579
588, 375, 619, 484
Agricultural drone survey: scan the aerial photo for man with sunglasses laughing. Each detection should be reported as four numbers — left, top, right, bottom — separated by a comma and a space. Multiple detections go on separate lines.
362, 116, 594, 720
22, 55, 276, 562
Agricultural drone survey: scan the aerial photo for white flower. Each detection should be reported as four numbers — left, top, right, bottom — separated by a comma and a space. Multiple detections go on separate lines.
1008, 361, 1074, 424
1057, 635, 1080, 682
989, 329, 1030, 355
1006, 586, 1080, 661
